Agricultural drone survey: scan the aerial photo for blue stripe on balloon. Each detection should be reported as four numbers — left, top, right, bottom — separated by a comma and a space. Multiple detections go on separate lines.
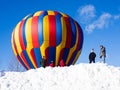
22, 14, 33, 48
56, 14, 62, 46
38, 11, 48, 46
17, 55, 28, 70
76, 22, 83, 50
80, 27, 83, 50
33, 48, 42, 67
62, 48, 69, 64
48, 47, 56, 65
70, 18, 76, 47
22, 20, 27, 48
22, 50, 34, 69
68, 51, 77, 66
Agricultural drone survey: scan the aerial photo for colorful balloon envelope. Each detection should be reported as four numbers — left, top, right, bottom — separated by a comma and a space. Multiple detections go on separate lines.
11, 10, 83, 70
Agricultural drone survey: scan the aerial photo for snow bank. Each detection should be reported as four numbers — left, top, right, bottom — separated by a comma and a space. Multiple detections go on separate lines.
0, 63, 120, 90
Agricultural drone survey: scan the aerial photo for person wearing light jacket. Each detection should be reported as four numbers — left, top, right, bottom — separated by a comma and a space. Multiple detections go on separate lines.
100, 45, 106, 63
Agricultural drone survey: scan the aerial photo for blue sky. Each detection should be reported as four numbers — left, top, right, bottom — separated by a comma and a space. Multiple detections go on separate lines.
0, 0, 120, 70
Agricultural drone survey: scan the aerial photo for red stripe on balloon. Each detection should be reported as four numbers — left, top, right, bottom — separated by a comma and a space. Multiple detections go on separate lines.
31, 16, 39, 48
54, 11, 59, 16
45, 47, 49, 66
64, 17, 72, 48
19, 20, 26, 50
58, 48, 64, 65
48, 15, 56, 46
20, 52, 31, 69
30, 49, 38, 68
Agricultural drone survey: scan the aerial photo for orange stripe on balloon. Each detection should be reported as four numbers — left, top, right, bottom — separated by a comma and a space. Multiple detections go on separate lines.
31, 16, 39, 48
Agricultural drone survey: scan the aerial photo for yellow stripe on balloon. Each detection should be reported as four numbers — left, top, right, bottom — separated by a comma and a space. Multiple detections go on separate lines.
72, 50, 81, 65
47, 11, 55, 15
33, 11, 42, 16
40, 15, 49, 57
60, 12, 68, 17
11, 31, 17, 56
23, 14, 30, 20
14, 22, 22, 54
25, 17, 37, 68
25, 18, 33, 43
14, 23, 29, 69
72, 22, 83, 65
56, 17, 67, 65
66, 21, 78, 65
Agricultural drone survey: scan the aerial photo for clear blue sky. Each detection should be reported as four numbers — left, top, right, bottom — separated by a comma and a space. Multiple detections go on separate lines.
0, 0, 120, 70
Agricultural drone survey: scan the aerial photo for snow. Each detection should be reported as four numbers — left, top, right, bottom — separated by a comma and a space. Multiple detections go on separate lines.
0, 63, 120, 90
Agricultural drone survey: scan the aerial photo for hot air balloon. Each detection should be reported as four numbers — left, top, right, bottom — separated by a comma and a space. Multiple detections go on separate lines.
11, 10, 83, 70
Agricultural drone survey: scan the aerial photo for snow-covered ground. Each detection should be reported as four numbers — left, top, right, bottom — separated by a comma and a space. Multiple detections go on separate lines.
0, 63, 120, 90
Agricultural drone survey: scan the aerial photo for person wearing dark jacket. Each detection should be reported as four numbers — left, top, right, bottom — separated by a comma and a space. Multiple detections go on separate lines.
89, 49, 96, 63
40, 56, 46, 68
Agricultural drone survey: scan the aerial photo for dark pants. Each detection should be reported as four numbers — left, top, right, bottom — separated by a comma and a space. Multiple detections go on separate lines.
89, 59, 95, 63
102, 57, 105, 63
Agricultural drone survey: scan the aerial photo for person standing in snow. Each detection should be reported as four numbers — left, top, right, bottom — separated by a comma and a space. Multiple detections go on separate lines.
89, 49, 96, 63
40, 56, 46, 68
100, 45, 106, 63
59, 59, 65, 67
